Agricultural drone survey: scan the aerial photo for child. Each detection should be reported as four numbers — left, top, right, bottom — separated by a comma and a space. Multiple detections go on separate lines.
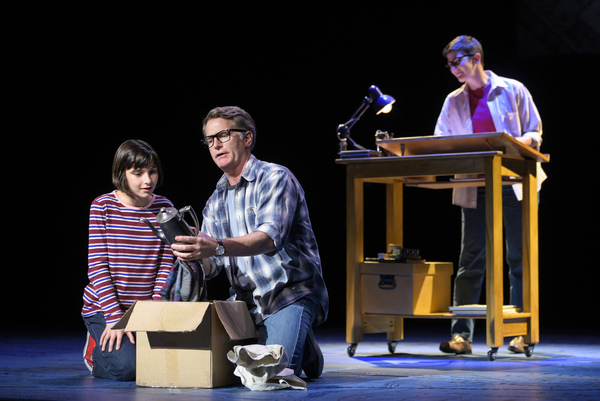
81, 139, 174, 380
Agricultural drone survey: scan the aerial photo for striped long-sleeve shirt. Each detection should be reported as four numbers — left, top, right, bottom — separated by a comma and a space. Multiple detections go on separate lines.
81, 191, 174, 324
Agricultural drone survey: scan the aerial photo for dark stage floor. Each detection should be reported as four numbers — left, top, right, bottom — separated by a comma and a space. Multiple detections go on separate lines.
1, 325, 599, 401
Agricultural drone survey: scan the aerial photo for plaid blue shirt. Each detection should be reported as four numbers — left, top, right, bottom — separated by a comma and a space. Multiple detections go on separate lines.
201, 155, 329, 326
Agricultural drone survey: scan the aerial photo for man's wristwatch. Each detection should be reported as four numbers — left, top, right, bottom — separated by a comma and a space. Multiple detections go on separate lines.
215, 239, 226, 256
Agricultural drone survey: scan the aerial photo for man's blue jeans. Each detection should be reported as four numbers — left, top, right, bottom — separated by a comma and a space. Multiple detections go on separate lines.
451, 186, 525, 343
83, 313, 136, 381
256, 296, 319, 377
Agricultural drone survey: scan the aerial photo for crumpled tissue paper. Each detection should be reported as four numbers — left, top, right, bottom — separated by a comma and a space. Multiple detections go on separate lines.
227, 344, 307, 391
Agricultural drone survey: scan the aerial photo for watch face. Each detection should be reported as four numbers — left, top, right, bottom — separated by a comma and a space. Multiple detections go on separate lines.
216, 240, 225, 256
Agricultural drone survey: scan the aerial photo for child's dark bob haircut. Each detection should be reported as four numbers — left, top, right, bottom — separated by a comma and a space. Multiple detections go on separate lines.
112, 139, 163, 196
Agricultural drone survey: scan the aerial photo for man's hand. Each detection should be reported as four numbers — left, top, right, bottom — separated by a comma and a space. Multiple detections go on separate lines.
171, 232, 217, 261
172, 231, 275, 260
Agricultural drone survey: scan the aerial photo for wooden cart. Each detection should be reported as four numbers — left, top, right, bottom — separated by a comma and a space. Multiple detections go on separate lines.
336, 133, 549, 360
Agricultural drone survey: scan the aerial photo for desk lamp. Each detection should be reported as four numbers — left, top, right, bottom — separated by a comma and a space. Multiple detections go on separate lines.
336, 85, 395, 151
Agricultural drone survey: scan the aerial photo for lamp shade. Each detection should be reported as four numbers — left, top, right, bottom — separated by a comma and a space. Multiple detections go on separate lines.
368, 85, 395, 115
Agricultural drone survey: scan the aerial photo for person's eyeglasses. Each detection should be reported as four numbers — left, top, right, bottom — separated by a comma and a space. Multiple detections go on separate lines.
446, 54, 473, 69
202, 129, 247, 148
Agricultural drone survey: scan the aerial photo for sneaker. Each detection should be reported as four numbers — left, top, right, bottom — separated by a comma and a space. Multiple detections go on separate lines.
508, 336, 527, 353
302, 329, 324, 379
83, 331, 96, 372
440, 334, 472, 355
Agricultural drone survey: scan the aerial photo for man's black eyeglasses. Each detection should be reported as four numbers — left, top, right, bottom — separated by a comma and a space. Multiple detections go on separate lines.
446, 54, 474, 69
202, 129, 247, 148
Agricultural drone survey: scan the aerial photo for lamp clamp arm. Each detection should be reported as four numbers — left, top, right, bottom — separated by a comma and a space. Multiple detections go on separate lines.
336, 96, 373, 144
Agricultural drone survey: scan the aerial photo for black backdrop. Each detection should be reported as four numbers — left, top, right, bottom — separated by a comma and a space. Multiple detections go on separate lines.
6, 1, 599, 337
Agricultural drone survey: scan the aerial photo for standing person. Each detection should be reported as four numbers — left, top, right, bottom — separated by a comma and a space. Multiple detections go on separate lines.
434, 35, 546, 355
82, 139, 175, 380
171, 106, 329, 379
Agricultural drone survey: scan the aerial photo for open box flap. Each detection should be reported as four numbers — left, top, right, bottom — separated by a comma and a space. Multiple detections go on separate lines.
214, 301, 257, 341
113, 301, 210, 332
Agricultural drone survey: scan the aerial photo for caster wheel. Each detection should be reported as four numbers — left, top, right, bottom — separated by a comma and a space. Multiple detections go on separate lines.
524, 344, 535, 357
347, 343, 357, 357
488, 347, 498, 361
388, 341, 398, 354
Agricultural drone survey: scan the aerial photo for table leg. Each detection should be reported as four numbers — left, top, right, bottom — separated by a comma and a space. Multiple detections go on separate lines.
346, 169, 364, 344
386, 181, 403, 247
522, 161, 539, 345
485, 156, 504, 348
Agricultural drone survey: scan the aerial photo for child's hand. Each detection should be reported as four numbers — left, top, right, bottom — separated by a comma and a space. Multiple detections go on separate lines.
100, 322, 135, 352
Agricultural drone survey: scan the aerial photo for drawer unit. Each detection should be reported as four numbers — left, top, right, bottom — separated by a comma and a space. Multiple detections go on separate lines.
361, 262, 453, 315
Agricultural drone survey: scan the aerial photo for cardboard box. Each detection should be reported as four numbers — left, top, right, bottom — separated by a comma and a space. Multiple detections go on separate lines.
113, 300, 257, 388
361, 262, 453, 315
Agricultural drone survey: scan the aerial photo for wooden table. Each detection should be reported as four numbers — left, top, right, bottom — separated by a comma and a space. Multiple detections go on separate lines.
336, 133, 549, 360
